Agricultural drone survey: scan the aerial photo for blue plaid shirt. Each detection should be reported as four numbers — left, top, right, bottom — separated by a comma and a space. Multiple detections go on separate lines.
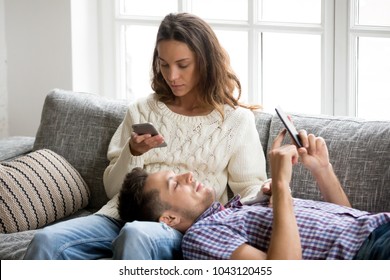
182, 196, 390, 259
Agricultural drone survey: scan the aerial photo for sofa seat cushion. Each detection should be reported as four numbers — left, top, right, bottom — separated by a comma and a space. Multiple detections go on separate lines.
0, 149, 90, 233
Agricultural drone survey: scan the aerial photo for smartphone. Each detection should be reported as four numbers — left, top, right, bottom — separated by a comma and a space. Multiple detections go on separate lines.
132, 122, 167, 148
275, 106, 303, 148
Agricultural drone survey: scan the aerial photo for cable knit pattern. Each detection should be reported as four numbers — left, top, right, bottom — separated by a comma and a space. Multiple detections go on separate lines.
97, 94, 267, 219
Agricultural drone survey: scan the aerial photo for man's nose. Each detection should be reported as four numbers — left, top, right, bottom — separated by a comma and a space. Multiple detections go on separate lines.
180, 172, 193, 183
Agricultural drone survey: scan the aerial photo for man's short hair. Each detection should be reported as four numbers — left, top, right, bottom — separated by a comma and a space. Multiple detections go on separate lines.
117, 167, 169, 222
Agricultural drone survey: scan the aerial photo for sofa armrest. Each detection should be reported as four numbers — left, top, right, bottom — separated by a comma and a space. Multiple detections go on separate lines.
0, 136, 35, 161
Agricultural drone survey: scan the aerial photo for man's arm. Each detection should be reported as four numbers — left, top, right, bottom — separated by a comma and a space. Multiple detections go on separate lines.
230, 243, 267, 259
231, 130, 302, 260
298, 131, 351, 207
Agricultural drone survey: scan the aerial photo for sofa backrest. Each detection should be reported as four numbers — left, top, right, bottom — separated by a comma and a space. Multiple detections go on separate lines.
253, 111, 273, 158
263, 113, 390, 213
34, 89, 389, 213
33, 89, 128, 211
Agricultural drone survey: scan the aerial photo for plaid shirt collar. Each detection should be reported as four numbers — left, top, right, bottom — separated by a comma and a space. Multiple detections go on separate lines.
195, 195, 243, 223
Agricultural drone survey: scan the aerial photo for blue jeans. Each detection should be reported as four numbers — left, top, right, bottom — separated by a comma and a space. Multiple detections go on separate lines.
23, 215, 182, 260
113, 221, 183, 260
354, 222, 390, 260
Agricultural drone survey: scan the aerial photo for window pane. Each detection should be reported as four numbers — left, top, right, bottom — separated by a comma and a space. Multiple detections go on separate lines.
357, 37, 390, 120
260, 0, 321, 23
192, 0, 248, 21
119, 0, 177, 17
122, 25, 158, 101
214, 30, 249, 103
357, 0, 390, 26
262, 32, 321, 114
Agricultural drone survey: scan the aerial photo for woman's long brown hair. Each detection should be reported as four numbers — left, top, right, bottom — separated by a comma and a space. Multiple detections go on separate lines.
151, 13, 262, 118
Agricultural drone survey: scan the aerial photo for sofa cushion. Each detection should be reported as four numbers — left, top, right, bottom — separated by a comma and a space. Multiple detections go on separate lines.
267, 113, 390, 213
0, 149, 90, 233
33, 89, 128, 211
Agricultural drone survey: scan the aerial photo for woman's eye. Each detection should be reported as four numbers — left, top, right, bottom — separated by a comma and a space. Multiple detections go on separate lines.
179, 65, 188, 69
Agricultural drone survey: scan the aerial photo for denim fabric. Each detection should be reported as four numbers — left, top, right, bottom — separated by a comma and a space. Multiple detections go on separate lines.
354, 222, 390, 260
23, 214, 123, 260
112, 221, 183, 260
23, 215, 182, 260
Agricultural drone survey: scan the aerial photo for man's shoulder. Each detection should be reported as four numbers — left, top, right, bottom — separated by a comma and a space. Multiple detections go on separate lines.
185, 201, 241, 235
182, 206, 250, 260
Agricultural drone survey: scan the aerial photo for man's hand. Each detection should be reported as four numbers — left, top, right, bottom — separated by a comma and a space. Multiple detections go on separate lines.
297, 130, 331, 177
297, 130, 351, 207
269, 129, 299, 189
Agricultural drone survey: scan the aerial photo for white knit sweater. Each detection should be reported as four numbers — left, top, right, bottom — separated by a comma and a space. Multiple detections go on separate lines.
97, 94, 267, 219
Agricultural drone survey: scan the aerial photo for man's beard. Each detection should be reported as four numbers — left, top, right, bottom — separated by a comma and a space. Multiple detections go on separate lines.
177, 189, 215, 222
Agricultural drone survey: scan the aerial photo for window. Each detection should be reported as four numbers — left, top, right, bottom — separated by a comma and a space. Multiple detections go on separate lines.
349, 0, 390, 119
100, 0, 390, 119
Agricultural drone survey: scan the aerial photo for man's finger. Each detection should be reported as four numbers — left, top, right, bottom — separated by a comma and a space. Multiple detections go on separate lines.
272, 129, 287, 149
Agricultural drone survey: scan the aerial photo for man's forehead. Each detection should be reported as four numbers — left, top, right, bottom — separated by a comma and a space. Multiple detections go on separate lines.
145, 170, 172, 190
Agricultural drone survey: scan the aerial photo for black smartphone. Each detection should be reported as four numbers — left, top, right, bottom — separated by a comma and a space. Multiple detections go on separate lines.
132, 122, 167, 148
275, 106, 303, 148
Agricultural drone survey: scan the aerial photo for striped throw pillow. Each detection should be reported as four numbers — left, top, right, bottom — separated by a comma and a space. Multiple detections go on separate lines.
0, 149, 90, 233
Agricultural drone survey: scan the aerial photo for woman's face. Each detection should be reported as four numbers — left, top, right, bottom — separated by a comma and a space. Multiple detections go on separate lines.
157, 40, 200, 98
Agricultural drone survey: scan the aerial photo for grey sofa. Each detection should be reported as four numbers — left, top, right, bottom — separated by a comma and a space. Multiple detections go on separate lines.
1, 88, 389, 260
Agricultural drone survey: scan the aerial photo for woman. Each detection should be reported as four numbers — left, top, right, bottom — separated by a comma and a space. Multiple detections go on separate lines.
24, 12, 267, 260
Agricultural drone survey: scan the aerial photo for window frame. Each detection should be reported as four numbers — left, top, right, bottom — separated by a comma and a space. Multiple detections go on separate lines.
347, 0, 390, 117
98, 0, 389, 118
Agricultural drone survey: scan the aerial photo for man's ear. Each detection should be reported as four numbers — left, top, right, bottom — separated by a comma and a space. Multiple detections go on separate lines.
159, 211, 181, 228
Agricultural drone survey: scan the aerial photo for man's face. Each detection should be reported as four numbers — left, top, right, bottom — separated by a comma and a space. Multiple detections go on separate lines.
144, 170, 215, 223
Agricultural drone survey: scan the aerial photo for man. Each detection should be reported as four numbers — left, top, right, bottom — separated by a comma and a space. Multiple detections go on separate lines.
118, 129, 390, 259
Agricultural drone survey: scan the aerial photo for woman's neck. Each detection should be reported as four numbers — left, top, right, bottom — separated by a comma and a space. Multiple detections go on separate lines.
166, 95, 214, 116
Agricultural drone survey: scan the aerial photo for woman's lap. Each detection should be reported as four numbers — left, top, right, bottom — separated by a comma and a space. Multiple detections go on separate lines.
24, 216, 182, 260
113, 221, 183, 260
23, 214, 122, 260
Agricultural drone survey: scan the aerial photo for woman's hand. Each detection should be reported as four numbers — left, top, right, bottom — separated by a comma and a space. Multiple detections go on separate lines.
261, 179, 272, 196
129, 132, 165, 156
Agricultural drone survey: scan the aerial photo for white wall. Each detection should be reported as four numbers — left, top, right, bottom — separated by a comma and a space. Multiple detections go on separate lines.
3, 0, 101, 137
5, 0, 73, 136
71, 0, 100, 95
0, 0, 8, 137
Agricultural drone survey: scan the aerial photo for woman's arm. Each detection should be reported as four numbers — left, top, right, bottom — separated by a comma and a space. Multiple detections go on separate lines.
227, 110, 268, 200
103, 109, 144, 199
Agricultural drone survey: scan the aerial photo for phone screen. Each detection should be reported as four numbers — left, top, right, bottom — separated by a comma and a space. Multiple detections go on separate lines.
275, 106, 303, 148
